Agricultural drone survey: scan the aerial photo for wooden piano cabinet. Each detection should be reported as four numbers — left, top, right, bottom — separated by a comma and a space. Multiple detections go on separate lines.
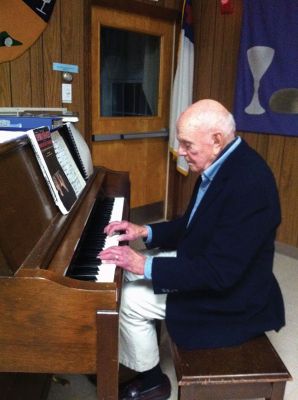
0, 136, 130, 399
0, 272, 117, 372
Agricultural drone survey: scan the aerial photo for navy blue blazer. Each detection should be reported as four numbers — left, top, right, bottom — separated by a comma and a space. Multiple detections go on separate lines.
148, 140, 285, 349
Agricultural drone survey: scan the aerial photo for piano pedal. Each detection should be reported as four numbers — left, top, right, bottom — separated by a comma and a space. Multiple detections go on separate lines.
52, 375, 70, 386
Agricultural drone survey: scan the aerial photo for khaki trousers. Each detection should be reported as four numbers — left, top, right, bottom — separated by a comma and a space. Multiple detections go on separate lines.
119, 271, 167, 372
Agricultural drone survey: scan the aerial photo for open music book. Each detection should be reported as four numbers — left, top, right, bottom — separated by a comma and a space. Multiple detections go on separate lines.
56, 122, 93, 180
27, 126, 86, 215
51, 129, 86, 197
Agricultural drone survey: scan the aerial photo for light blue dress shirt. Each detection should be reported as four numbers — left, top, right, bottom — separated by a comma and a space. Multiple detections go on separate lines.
143, 136, 242, 279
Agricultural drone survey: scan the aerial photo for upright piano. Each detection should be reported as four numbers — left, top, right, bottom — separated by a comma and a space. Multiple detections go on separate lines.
0, 133, 130, 399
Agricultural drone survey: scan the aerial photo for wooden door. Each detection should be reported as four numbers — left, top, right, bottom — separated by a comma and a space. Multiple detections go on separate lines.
91, 5, 175, 212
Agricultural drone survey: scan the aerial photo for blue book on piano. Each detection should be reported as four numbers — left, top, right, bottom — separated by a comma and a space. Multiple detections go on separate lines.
0, 115, 63, 130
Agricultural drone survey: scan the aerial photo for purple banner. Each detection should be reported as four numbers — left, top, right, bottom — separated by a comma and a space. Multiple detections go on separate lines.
234, 0, 298, 137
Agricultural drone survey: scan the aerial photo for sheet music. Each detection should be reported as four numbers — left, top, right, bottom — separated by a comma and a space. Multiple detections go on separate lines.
66, 123, 94, 178
51, 130, 86, 197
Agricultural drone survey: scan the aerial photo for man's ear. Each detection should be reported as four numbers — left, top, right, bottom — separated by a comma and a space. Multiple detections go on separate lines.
212, 132, 224, 155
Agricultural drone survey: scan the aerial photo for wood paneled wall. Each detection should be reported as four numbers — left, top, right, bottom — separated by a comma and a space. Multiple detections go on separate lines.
0, 0, 90, 138
168, 0, 298, 247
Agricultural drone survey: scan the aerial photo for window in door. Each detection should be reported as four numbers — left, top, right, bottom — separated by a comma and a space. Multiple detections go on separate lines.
100, 27, 160, 118
92, 6, 174, 135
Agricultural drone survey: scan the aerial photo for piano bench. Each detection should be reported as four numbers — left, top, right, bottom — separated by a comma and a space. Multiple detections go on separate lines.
170, 334, 292, 400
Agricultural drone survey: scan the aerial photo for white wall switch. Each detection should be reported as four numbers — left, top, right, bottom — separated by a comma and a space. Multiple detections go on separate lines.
62, 83, 72, 103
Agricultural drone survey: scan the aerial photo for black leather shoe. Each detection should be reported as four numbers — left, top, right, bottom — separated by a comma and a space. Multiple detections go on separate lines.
119, 373, 171, 400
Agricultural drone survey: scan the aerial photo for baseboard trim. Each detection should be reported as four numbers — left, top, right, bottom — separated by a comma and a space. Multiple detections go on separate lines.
275, 241, 298, 259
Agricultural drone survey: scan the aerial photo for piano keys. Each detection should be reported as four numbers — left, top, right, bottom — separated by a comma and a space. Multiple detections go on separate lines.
67, 196, 125, 282
0, 133, 130, 400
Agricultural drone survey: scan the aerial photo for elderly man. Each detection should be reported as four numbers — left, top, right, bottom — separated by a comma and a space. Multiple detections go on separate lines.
99, 99, 285, 400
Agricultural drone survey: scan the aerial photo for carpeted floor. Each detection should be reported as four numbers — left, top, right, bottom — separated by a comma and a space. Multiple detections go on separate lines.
47, 248, 298, 400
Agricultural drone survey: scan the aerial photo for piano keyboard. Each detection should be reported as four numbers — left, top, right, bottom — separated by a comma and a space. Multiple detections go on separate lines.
67, 196, 124, 282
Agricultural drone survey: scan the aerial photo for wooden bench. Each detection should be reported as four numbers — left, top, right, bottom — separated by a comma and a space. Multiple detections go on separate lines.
170, 334, 292, 400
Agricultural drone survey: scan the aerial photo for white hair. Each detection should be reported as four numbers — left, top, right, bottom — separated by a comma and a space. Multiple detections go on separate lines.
192, 108, 236, 138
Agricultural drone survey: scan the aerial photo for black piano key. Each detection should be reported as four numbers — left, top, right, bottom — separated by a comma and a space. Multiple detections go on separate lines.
75, 250, 101, 257
71, 275, 98, 281
71, 263, 101, 269
69, 267, 100, 276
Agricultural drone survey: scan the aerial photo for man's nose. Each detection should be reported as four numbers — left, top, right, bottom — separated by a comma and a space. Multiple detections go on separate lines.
177, 144, 186, 156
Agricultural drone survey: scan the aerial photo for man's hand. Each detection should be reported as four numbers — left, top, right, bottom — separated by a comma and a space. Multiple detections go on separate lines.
103, 220, 148, 242
98, 245, 146, 275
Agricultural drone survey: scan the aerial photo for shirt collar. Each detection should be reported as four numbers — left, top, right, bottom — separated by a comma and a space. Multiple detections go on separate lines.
202, 136, 241, 182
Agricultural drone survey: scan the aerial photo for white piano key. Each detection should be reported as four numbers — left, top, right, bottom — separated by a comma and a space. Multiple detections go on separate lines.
96, 263, 116, 283
95, 196, 124, 282
101, 196, 124, 250
109, 197, 124, 222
